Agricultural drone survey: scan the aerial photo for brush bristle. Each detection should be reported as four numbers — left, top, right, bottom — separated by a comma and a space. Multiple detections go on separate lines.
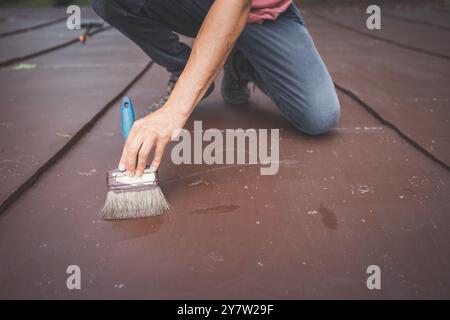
100, 186, 169, 220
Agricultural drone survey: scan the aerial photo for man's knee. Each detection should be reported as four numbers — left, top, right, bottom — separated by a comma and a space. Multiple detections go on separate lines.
289, 89, 340, 136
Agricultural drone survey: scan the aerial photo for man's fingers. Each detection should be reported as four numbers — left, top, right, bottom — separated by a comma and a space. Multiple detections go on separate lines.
119, 136, 133, 171
136, 137, 155, 176
118, 123, 139, 171
126, 136, 144, 175
118, 148, 127, 171
117, 119, 169, 176
150, 140, 167, 172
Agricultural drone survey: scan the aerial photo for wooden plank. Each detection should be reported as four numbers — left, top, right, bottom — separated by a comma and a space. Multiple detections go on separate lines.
305, 14, 450, 165
0, 29, 149, 205
0, 64, 449, 299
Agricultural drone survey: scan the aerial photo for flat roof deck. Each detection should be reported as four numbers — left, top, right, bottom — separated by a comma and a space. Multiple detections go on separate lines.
0, 1, 449, 299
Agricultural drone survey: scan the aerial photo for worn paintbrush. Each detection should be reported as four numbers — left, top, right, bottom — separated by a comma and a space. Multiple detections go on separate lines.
100, 97, 169, 219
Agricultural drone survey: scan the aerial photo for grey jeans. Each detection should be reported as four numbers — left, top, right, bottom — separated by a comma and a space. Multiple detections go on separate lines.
92, 0, 340, 135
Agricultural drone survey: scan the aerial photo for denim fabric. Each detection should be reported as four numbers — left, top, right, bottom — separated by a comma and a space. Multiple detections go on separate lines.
92, 0, 340, 135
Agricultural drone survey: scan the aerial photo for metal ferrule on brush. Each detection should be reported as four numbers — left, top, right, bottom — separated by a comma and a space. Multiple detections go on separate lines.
107, 168, 160, 193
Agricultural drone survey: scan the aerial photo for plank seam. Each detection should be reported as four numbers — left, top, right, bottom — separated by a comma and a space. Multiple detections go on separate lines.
0, 17, 66, 39
432, 7, 450, 15
0, 60, 154, 215
0, 26, 112, 69
383, 11, 450, 31
310, 12, 450, 61
335, 82, 450, 172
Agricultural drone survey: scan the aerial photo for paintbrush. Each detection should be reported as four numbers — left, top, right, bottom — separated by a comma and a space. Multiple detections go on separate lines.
100, 97, 169, 219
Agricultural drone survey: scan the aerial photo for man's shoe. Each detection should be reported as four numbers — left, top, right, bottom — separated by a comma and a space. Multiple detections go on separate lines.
146, 74, 215, 114
221, 50, 250, 106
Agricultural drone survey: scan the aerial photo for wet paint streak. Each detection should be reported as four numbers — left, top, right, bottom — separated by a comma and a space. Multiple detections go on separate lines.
186, 179, 210, 188
319, 206, 338, 230
189, 205, 240, 215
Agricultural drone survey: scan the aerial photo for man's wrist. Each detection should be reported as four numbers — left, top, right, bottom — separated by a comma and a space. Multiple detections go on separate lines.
162, 100, 191, 120
158, 100, 191, 130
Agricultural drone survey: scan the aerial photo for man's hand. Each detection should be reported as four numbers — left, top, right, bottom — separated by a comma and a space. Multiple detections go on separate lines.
118, 107, 186, 176
118, 0, 250, 175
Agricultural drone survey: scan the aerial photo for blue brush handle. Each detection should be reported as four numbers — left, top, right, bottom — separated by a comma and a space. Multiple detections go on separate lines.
121, 96, 135, 141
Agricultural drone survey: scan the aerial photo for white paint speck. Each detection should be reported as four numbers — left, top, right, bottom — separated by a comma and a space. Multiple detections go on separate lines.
77, 169, 97, 176
358, 185, 371, 194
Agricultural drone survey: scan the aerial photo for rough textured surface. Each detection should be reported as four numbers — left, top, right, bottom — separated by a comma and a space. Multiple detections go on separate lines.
0, 28, 148, 204
0, 8, 99, 63
0, 3, 449, 299
312, 7, 450, 57
305, 11, 450, 165
384, 8, 450, 29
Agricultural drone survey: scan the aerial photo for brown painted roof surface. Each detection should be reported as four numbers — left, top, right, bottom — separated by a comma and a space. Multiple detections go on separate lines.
0, 2, 449, 299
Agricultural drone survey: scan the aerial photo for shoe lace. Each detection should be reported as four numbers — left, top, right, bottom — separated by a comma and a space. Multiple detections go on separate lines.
147, 75, 179, 113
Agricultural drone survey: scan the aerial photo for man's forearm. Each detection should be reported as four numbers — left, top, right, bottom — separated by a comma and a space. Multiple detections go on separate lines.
163, 0, 251, 119
118, 0, 251, 176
